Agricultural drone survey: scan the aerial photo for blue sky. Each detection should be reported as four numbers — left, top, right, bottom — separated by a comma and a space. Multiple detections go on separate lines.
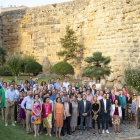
1, 0, 74, 7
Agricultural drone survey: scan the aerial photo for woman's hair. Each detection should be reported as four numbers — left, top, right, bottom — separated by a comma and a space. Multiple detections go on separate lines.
56, 97, 61, 103
132, 93, 137, 100
69, 93, 74, 98
48, 90, 52, 96
114, 99, 120, 106
34, 94, 40, 99
41, 81, 46, 86
25, 80, 28, 84
72, 96, 77, 104
43, 97, 49, 103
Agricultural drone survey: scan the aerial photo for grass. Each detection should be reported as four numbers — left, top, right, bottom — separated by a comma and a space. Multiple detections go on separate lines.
0, 115, 60, 140
0, 76, 82, 86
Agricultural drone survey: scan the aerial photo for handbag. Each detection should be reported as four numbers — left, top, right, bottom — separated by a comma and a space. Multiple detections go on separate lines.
92, 114, 98, 120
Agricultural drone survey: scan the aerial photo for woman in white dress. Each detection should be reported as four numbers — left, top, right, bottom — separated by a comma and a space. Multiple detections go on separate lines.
96, 80, 102, 90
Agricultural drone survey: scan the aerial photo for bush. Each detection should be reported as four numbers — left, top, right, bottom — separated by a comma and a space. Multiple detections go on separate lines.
7, 54, 23, 77
124, 63, 140, 92
0, 65, 12, 76
0, 46, 7, 65
50, 62, 74, 77
25, 61, 42, 75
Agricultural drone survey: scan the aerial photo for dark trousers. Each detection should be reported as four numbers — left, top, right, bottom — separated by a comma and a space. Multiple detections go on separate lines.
14, 101, 18, 121
61, 116, 71, 135
92, 114, 100, 129
122, 107, 125, 120
102, 113, 109, 130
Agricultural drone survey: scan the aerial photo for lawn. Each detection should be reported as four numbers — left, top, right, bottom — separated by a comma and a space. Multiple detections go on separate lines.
0, 115, 60, 140
0, 76, 82, 86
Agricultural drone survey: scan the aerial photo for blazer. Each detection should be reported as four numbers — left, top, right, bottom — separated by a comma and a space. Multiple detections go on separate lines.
20, 88, 30, 93
63, 102, 72, 115
136, 96, 140, 111
79, 100, 91, 117
100, 98, 110, 115
110, 104, 122, 117
29, 80, 35, 86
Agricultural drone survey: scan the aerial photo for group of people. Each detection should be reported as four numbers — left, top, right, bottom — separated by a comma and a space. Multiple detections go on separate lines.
0, 77, 140, 138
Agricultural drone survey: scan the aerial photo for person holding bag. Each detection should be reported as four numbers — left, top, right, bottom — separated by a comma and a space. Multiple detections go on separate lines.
91, 95, 101, 134
110, 99, 122, 133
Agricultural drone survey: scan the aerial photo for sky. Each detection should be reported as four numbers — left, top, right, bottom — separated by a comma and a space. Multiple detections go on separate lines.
1, 0, 74, 7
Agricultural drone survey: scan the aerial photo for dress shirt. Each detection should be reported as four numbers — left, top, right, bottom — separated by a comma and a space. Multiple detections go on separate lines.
92, 89, 96, 96
86, 94, 93, 102
63, 82, 70, 91
15, 90, 20, 101
50, 94, 56, 102
97, 95, 103, 101
48, 84, 54, 90
103, 99, 106, 110
54, 82, 60, 90
33, 84, 40, 88
29, 80, 35, 86
5, 89, 16, 102
84, 101, 86, 112
21, 95, 34, 110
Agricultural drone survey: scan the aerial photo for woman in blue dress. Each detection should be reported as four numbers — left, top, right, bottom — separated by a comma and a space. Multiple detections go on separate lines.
131, 93, 138, 127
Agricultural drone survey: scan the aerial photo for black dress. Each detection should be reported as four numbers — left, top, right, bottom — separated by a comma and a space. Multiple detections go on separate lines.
92, 102, 100, 129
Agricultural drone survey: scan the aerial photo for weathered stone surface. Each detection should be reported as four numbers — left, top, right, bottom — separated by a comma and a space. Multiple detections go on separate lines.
106, 81, 114, 87
114, 82, 123, 89
42, 56, 51, 74
100, 79, 106, 85
0, 0, 140, 87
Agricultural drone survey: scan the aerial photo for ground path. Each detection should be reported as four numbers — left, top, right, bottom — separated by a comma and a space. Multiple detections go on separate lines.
62, 122, 140, 140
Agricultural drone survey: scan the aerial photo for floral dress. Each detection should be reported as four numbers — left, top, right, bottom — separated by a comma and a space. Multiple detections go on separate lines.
131, 99, 137, 114
31, 101, 41, 124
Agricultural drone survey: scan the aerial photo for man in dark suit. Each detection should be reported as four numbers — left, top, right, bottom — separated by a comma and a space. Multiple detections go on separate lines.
20, 83, 29, 93
61, 96, 72, 136
100, 93, 110, 134
79, 94, 91, 135
92, 84, 97, 96
29, 77, 35, 86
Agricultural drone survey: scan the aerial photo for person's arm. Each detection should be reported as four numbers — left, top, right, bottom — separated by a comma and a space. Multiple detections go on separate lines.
119, 106, 122, 117
124, 96, 126, 109
110, 105, 113, 117
0, 89, 2, 104
54, 105, 56, 120
51, 101, 54, 112
39, 102, 42, 115
31, 101, 37, 116
50, 103, 52, 114
107, 100, 110, 112
98, 101, 101, 113
21, 98, 26, 109
87, 102, 91, 115
78, 102, 82, 115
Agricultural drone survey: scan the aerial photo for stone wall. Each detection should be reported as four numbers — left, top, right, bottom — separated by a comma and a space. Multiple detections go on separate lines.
0, 0, 140, 88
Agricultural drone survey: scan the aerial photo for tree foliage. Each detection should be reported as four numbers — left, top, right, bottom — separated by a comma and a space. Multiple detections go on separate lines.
83, 52, 111, 79
0, 65, 12, 76
57, 25, 83, 62
25, 61, 42, 75
0, 46, 7, 65
124, 63, 140, 92
50, 61, 74, 77
7, 54, 23, 78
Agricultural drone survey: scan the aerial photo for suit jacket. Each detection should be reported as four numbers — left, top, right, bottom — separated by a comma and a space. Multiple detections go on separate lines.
92, 89, 97, 96
63, 102, 72, 116
100, 98, 110, 115
110, 104, 122, 117
79, 100, 91, 117
20, 88, 30, 93
29, 80, 35, 86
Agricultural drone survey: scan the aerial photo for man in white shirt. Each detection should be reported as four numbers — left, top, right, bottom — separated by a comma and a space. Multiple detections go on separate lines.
33, 79, 40, 88
89, 78, 95, 88
63, 78, 70, 91
18, 79, 24, 89
33, 84, 40, 92
60, 82, 63, 91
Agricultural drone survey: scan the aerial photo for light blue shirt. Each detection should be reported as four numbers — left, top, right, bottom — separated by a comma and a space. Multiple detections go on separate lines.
21, 95, 34, 110
18, 83, 24, 89
5, 89, 16, 102
54, 82, 60, 89
0, 82, 3, 88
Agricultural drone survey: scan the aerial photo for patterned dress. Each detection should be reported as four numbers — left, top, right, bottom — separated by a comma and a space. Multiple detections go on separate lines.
132, 99, 137, 114
31, 101, 42, 124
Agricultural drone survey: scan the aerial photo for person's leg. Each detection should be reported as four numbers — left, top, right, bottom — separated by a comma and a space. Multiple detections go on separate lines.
114, 124, 116, 132
34, 124, 37, 137
26, 110, 30, 134
135, 114, 138, 127
97, 115, 100, 130
80, 116, 84, 131
5, 102, 10, 124
23, 119, 25, 128
61, 120, 65, 135
14, 102, 17, 122
56, 127, 58, 137
106, 114, 109, 130
86, 116, 89, 131
1, 108, 4, 120
67, 116, 71, 134
37, 124, 39, 136
102, 114, 105, 130
59, 127, 62, 138
11, 103, 15, 124
138, 108, 140, 127
122, 108, 125, 122
118, 124, 120, 132
92, 119, 95, 133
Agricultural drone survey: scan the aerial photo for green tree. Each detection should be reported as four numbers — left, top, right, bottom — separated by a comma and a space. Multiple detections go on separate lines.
83, 52, 111, 80
7, 54, 23, 80
0, 46, 7, 65
57, 25, 83, 62
25, 61, 42, 76
50, 61, 74, 77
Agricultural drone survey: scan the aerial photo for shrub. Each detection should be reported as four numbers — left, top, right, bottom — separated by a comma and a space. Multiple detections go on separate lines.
25, 61, 42, 75
124, 63, 140, 92
0, 46, 7, 65
0, 65, 12, 76
50, 62, 74, 77
7, 54, 23, 78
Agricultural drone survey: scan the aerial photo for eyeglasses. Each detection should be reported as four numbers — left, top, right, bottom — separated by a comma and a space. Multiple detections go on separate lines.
133, 95, 137, 96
